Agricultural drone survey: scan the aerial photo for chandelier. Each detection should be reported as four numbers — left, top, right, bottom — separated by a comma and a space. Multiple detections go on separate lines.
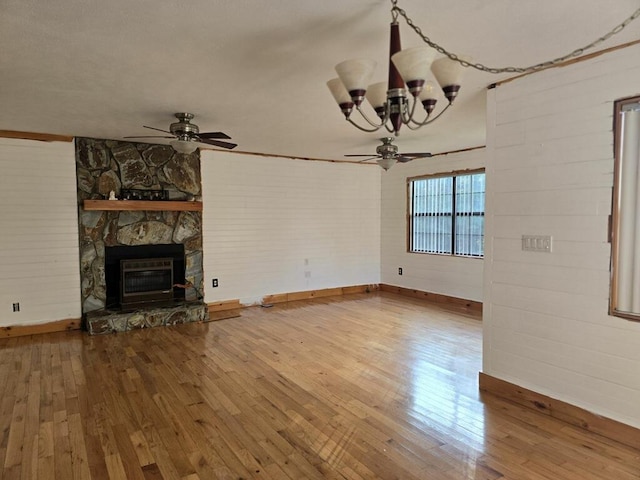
327, 0, 640, 138
327, 6, 468, 136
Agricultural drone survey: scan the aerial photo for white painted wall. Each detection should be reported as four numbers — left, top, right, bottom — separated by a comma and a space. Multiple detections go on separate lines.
201, 152, 381, 305
483, 44, 640, 428
380, 149, 486, 302
0, 138, 81, 326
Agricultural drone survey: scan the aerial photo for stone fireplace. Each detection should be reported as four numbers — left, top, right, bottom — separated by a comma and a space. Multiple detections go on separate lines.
75, 138, 208, 334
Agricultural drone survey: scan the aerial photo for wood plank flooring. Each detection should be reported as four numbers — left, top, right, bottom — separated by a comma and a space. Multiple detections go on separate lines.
0, 292, 638, 479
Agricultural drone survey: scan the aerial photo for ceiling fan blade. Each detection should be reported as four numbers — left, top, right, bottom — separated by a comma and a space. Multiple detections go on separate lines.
123, 135, 174, 139
143, 125, 173, 134
398, 153, 431, 163
197, 131, 232, 140
356, 157, 378, 163
197, 138, 238, 150
400, 152, 432, 157
345, 154, 377, 157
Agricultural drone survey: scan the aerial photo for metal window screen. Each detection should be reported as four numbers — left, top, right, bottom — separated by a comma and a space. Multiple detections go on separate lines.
411, 172, 484, 257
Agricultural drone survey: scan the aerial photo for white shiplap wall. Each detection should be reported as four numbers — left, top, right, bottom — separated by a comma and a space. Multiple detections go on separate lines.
380, 149, 486, 302
201, 152, 381, 304
484, 44, 640, 428
0, 138, 81, 326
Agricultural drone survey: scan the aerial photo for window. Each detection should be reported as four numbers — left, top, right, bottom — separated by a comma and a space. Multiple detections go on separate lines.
610, 96, 640, 321
409, 170, 485, 257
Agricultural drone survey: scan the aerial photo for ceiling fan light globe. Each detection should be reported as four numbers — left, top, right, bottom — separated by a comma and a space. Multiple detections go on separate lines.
377, 157, 397, 171
170, 139, 198, 154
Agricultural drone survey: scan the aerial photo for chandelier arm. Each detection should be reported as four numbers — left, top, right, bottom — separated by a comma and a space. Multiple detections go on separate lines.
404, 102, 452, 130
346, 117, 383, 133
391, 2, 640, 74
421, 102, 452, 125
355, 105, 387, 128
401, 95, 419, 124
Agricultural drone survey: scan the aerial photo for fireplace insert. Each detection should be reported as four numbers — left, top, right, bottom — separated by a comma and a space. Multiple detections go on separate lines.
105, 244, 186, 310
120, 257, 174, 308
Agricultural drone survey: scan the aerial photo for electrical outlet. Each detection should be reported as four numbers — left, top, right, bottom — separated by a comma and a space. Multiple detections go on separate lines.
398, 267, 403, 275
12, 302, 20, 312
212, 279, 218, 288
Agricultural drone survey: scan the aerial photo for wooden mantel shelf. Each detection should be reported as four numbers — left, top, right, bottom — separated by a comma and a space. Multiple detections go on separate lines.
83, 199, 202, 212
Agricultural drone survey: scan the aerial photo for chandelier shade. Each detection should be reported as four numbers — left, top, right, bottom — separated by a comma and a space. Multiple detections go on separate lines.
391, 46, 437, 94
365, 81, 389, 110
335, 59, 377, 106
431, 56, 468, 87
327, 78, 352, 105
418, 81, 437, 101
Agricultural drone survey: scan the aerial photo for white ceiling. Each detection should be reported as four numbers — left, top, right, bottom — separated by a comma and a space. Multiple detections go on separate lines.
1, 1, 639, 160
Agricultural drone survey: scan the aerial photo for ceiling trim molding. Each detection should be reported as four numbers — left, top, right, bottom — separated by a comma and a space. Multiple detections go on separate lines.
492, 38, 640, 89
0, 130, 74, 143
200, 145, 486, 164
199, 147, 373, 165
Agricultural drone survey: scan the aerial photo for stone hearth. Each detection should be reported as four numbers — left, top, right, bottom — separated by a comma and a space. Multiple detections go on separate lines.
85, 302, 208, 335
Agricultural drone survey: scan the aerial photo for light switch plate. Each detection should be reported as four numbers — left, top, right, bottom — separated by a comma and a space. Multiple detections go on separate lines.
522, 235, 552, 252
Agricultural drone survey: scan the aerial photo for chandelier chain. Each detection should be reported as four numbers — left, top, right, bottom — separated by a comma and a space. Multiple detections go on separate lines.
391, 3, 640, 74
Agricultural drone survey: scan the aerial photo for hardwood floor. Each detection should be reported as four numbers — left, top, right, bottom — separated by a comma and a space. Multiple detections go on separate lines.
1, 293, 638, 479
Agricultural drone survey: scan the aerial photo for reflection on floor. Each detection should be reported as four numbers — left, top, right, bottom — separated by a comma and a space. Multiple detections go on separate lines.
0, 292, 637, 479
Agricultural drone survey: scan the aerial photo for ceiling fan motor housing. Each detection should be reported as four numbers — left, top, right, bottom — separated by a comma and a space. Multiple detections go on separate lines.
376, 137, 398, 158
170, 112, 199, 139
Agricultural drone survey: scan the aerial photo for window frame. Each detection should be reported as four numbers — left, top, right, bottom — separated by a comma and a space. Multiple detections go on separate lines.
610, 95, 640, 322
407, 168, 485, 258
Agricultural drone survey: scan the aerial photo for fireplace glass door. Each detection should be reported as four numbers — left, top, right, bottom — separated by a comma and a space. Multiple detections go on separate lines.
120, 258, 174, 307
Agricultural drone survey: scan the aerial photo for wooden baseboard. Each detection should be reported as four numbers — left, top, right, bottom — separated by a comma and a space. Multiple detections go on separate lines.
207, 284, 379, 314
0, 318, 81, 338
208, 299, 241, 312
206, 299, 242, 321
209, 284, 476, 312
479, 372, 640, 450
262, 284, 378, 305
379, 284, 482, 315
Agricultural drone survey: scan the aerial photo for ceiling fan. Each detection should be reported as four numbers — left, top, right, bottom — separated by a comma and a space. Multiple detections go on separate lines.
124, 112, 237, 154
345, 137, 431, 170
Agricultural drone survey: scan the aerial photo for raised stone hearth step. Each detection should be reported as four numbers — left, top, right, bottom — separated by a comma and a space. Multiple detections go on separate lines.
85, 302, 208, 335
